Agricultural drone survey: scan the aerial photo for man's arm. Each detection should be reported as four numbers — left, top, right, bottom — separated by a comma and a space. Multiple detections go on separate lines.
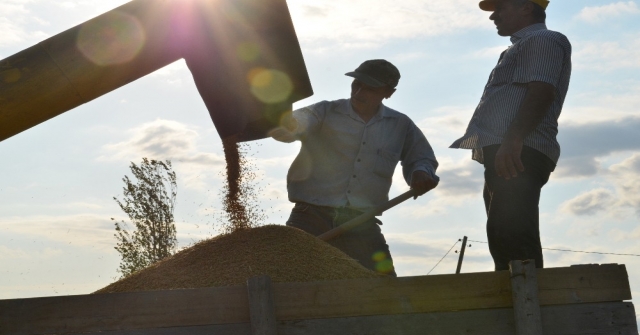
495, 81, 555, 179
269, 104, 324, 143
401, 121, 440, 198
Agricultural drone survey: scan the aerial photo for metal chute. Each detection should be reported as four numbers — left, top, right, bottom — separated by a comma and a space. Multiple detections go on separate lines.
0, 0, 313, 143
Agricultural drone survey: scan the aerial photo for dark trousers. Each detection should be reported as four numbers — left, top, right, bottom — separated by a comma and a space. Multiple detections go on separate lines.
482, 145, 555, 271
286, 203, 397, 276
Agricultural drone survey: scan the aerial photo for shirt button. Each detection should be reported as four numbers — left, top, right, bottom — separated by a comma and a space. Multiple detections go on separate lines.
347, 190, 351, 193
362, 142, 366, 145
357, 159, 361, 162
353, 175, 356, 178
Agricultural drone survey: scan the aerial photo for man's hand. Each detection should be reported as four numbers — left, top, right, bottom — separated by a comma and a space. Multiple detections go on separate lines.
495, 81, 554, 180
269, 112, 299, 143
410, 170, 438, 199
494, 140, 525, 180
268, 127, 297, 143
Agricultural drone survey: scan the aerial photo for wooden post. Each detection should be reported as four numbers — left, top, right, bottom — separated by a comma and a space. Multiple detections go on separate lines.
509, 260, 543, 335
247, 275, 278, 335
455, 236, 468, 274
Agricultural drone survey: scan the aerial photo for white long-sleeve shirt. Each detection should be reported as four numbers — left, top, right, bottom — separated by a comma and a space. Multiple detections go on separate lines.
286, 99, 439, 211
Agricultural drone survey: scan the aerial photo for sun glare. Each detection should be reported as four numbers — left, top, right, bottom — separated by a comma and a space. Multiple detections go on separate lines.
248, 68, 294, 104
76, 11, 146, 66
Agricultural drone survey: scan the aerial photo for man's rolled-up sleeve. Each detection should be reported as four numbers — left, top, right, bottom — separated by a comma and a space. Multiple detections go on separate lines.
292, 101, 327, 137
400, 121, 439, 185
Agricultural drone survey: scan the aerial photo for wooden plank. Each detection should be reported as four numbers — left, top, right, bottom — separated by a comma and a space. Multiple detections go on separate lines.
20, 303, 636, 335
56, 323, 251, 335
541, 302, 638, 335
247, 276, 277, 335
0, 264, 632, 334
0, 286, 250, 335
270, 263, 631, 321
270, 269, 513, 321
537, 263, 632, 305
510, 260, 542, 335
275, 302, 637, 335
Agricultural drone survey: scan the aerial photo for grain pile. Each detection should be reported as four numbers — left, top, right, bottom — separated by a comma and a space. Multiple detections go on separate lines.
95, 225, 381, 294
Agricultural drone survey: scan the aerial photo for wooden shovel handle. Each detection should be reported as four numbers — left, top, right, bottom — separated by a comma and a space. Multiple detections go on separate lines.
317, 189, 417, 242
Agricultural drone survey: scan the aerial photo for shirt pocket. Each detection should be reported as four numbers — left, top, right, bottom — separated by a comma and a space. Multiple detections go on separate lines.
488, 47, 517, 86
373, 148, 400, 179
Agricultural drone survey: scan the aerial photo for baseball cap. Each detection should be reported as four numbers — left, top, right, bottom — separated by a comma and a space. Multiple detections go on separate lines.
345, 59, 400, 88
479, 0, 549, 11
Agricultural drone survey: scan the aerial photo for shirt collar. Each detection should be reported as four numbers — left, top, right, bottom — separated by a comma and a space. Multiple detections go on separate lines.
346, 99, 389, 122
510, 23, 547, 44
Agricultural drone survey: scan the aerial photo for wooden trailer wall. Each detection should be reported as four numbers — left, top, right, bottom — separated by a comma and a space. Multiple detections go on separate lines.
0, 263, 637, 335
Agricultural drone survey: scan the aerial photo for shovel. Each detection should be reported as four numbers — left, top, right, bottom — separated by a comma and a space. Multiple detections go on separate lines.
317, 189, 418, 241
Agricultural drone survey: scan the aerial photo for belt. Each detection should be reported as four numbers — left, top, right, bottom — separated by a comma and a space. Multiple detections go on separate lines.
295, 202, 382, 225
297, 202, 363, 215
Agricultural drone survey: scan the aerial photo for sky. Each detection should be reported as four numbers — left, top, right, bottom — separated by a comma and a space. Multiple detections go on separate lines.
1, 0, 639, 321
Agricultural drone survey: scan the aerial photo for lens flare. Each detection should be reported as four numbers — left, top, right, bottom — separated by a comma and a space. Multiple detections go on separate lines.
372, 251, 393, 273
372, 251, 387, 262
375, 259, 394, 273
76, 11, 146, 66
237, 42, 261, 62
248, 68, 293, 104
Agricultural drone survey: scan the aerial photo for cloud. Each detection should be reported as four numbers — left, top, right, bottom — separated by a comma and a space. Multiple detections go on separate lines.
387, 236, 448, 258
555, 117, 640, 178
0, 245, 31, 259
609, 225, 640, 242
0, 1, 50, 48
573, 36, 640, 72
101, 119, 223, 165
0, 17, 23, 46
415, 105, 477, 151
300, 5, 328, 17
575, 1, 640, 23
433, 158, 484, 198
288, 0, 487, 51
0, 245, 63, 260
472, 45, 509, 59
148, 59, 189, 86
561, 188, 616, 216
99, 119, 226, 190
608, 153, 640, 214
560, 153, 640, 218
0, 214, 114, 249
386, 233, 493, 275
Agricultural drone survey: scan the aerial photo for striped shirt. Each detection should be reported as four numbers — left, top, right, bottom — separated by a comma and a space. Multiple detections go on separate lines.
287, 99, 439, 211
450, 23, 572, 164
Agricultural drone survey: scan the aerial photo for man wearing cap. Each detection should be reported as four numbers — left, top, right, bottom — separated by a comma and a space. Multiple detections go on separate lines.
450, 0, 572, 271
271, 59, 439, 276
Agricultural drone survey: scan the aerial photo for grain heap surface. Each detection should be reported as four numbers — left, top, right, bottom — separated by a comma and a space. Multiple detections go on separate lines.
95, 225, 381, 293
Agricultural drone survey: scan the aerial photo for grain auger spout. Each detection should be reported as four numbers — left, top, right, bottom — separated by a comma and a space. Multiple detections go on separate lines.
0, 0, 313, 143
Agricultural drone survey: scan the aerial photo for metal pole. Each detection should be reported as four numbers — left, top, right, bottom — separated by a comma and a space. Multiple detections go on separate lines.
455, 236, 468, 274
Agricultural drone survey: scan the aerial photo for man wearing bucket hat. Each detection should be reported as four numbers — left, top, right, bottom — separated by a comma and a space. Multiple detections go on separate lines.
271, 59, 439, 276
451, 0, 572, 271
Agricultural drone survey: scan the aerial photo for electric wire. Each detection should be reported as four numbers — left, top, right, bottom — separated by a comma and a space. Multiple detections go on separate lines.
468, 239, 640, 257
426, 240, 459, 275
429, 238, 640, 276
